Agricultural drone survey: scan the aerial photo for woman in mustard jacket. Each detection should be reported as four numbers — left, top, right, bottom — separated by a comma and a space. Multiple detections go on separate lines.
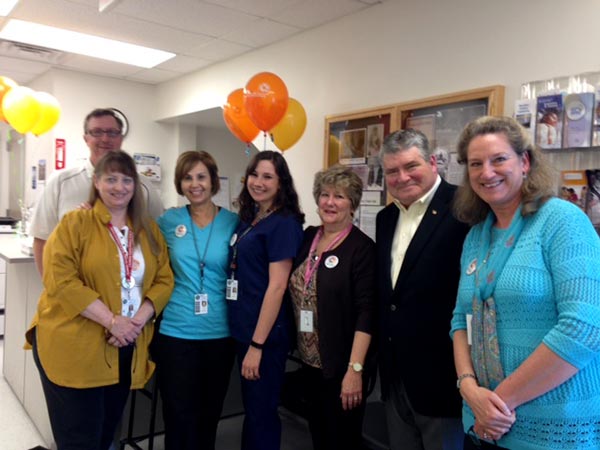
26, 151, 174, 450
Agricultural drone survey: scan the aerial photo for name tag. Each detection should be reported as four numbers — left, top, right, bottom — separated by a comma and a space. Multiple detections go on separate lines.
194, 293, 208, 315
226, 279, 238, 301
300, 310, 314, 333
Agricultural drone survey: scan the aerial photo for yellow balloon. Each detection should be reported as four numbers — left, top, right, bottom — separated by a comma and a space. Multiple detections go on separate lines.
2, 86, 41, 134
31, 92, 61, 136
270, 98, 307, 151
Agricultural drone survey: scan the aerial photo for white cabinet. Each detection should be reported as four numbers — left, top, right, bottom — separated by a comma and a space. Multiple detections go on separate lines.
0, 257, 5, 336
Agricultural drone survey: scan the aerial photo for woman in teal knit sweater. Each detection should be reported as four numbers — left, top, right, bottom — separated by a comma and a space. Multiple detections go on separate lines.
450, 116, 600, 450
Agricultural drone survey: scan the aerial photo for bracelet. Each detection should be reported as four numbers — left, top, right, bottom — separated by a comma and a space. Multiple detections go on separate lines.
456, 373, 477, 390
105, 315, 116, 336
249, 340, 264, 350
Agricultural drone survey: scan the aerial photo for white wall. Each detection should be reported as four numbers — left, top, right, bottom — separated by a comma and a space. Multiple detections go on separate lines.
155, 0, 600, 225
195, 125, 259, 209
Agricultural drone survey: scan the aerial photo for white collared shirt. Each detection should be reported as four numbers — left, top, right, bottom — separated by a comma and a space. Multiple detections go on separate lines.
390, 175, 441, 288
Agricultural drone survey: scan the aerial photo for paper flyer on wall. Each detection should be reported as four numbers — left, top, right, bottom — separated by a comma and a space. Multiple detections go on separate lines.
535, 94, 564, 149
563, 92, 594, 148
133, 153, 161, 181
514, 99, 536, 143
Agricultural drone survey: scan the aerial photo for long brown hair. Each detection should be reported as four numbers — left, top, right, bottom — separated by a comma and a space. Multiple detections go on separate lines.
89, 151, 160, 255
453, 116, 555, 225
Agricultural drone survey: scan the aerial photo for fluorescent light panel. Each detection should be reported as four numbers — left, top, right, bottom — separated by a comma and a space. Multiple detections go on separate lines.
0, 19, 175, 68
0, 0, 19, 16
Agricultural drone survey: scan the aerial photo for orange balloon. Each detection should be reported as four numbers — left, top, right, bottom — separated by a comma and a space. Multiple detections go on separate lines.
244, 72, 289, 132
223, 88, 260, 144
0, 76, 18, 122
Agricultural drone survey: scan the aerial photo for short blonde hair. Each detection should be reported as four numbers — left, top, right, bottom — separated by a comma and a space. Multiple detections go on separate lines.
312, 165, 363, 211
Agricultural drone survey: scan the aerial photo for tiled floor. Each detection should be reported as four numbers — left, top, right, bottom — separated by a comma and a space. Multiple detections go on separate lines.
0, 339, 48, 450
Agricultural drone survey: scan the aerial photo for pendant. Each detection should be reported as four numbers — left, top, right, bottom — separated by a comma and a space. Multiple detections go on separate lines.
122, 276, 136, 289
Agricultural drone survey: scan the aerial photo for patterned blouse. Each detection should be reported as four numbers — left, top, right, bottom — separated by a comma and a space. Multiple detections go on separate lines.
289, 256, 322, 368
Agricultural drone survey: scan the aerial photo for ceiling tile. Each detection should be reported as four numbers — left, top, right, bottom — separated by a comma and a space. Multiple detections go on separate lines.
108, 0, 259, 38
189, 38, 253, 61
223, 17, 300, 48
125, 68, 183, 85
273, 0, 368, 28
202, 0, 302, 17
0, 0, 387, 85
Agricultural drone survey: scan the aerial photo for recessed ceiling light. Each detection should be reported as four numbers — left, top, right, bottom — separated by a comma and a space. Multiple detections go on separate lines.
0, 19, 175, 68
0, 0, 18, 16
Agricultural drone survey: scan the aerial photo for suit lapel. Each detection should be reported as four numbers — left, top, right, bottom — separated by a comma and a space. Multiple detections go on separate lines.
380, 206, 399, 296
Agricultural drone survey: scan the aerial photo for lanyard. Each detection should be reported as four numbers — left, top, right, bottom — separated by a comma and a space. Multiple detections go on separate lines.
229, 208, 276, 274
304, 223, 352, 292
107, 223, 134, 288
188, 204, 216, 293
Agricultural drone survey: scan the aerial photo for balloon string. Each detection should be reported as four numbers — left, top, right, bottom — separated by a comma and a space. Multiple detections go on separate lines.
263, 131, 267, 151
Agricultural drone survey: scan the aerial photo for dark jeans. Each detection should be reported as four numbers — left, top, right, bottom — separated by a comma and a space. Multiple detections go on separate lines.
32, 328, 132, 450
154, 333, 235, 450
300, 364, 367, 450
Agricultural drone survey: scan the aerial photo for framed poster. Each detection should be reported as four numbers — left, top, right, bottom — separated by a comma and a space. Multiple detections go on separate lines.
397, 85, 505, 184
324, 106, 395, 237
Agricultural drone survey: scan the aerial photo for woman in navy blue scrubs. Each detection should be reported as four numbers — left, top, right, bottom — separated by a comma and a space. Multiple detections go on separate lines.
227, 151, 304, 450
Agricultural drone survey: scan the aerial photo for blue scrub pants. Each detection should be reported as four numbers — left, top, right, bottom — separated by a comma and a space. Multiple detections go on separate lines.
235, 338, 289, 450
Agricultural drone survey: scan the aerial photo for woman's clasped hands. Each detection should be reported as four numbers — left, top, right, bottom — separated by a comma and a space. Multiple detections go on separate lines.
106, 315, 145, 348
464, 384, 516, 441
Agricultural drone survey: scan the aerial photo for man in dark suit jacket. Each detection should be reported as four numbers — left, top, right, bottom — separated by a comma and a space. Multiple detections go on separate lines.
376, 129, 470, 450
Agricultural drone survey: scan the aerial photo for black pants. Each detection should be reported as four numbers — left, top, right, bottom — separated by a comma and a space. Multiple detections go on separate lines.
32, 328, 132, 450
299, 364, 367, 450
463, 429, 509, 450
154, 333, 235, 450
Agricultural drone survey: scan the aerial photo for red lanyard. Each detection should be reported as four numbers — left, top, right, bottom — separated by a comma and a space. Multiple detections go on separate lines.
108, 223, 134, 286
304, 224, 352, 291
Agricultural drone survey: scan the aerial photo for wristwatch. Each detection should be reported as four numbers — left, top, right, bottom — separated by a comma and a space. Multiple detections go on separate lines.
348, 362, 363, 373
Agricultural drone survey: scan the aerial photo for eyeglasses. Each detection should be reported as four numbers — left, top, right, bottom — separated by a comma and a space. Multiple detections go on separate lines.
86, 128, 122, 138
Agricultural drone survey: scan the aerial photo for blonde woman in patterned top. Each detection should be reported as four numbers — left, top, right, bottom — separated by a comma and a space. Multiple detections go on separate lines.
289, 164, 375, 450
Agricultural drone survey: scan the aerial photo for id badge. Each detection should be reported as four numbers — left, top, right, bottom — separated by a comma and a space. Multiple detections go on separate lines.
466, 314, 473, 346
195, 293, 208, 315
226, 279, 238, 301
300, 310, 314, 333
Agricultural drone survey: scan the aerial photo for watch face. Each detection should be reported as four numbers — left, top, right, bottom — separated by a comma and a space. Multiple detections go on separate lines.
109, 107, 129, 137
352, 362, 363, 372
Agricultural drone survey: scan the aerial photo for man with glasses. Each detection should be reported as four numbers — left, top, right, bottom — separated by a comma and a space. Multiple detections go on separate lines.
30, 108, 163, 275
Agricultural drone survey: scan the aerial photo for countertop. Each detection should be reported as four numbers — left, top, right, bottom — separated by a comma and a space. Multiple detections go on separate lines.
0, 233, 35, 263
